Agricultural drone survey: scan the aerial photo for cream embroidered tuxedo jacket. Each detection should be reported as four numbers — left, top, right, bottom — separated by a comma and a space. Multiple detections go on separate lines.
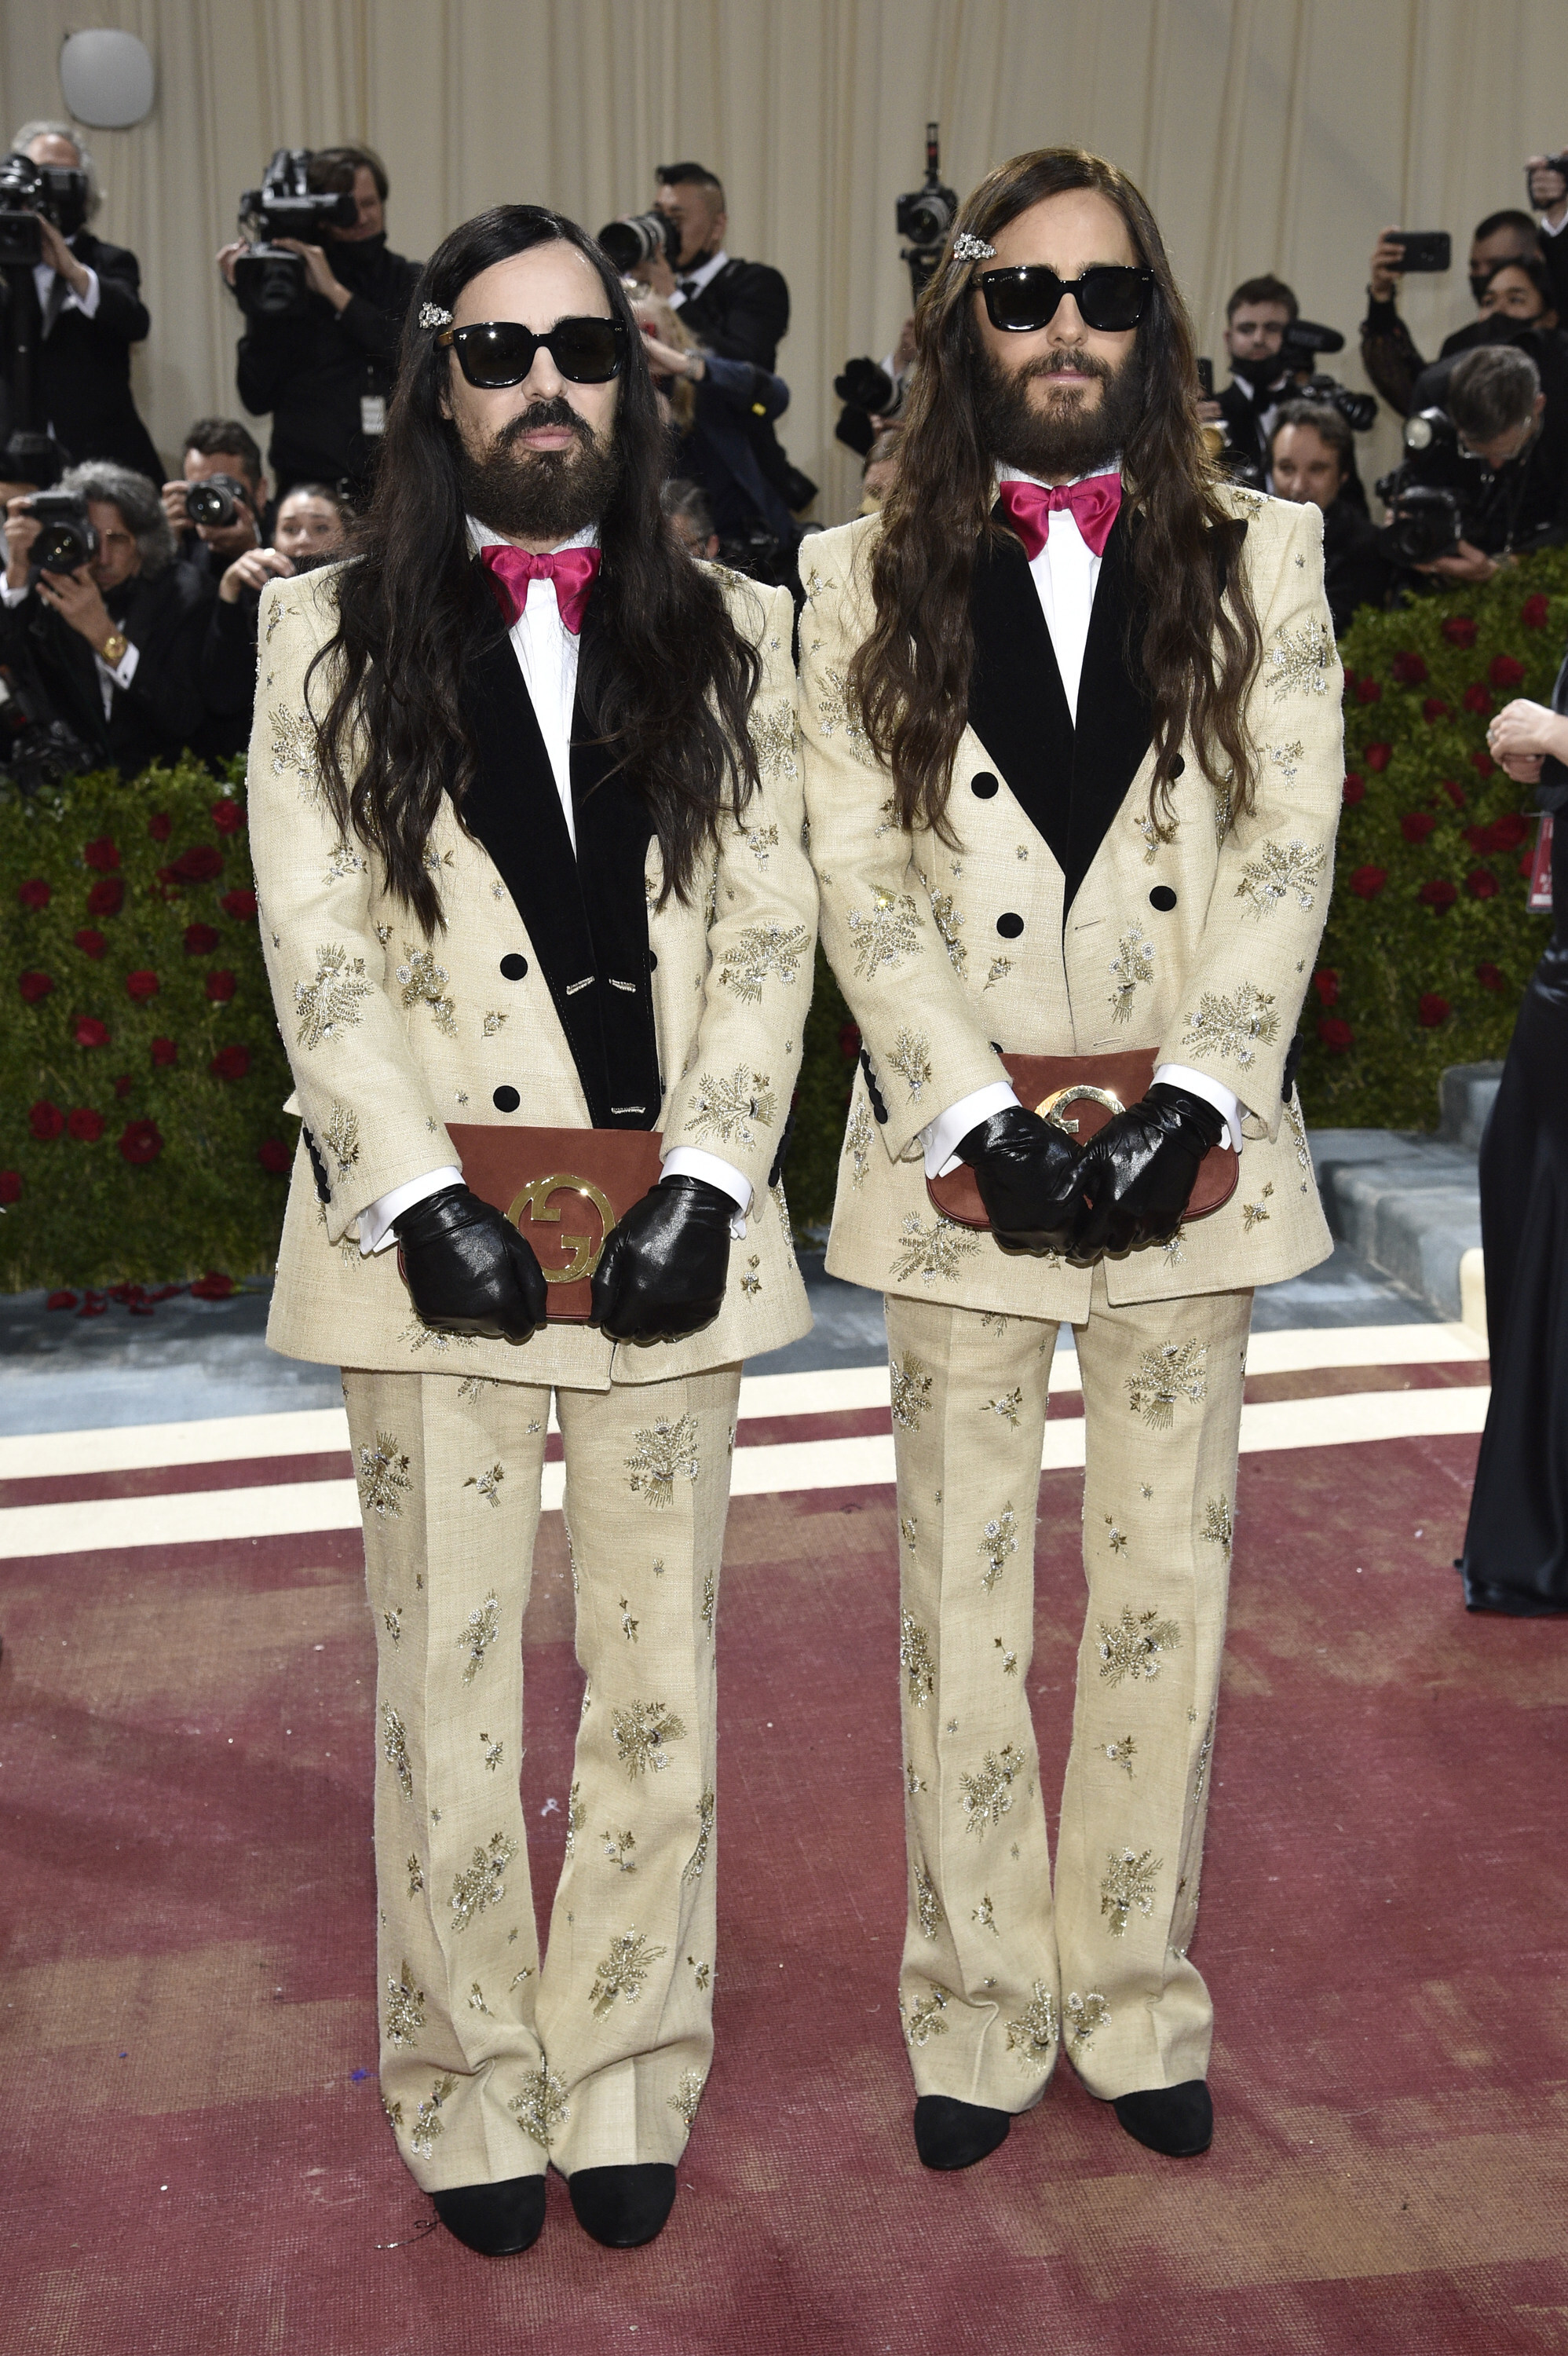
799, 487, 1341, 1323
250, 562, 814, 1388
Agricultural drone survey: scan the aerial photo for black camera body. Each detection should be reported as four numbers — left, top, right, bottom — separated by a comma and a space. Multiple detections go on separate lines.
22, 489, 98, 575
1376, 408, 1469, 564
597, 210, 681, 278
1279, 320, 1379, 435
0, 151, 90, 268
185, 472, 254, 530
896, 122, 957, 301
233, 150, 359, 321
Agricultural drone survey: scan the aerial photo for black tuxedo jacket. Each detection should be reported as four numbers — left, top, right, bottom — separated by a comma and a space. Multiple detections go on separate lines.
30, 232, 163, 481
453, 566, 660, 1130
1217, 376, 1288, 476
676, 258, 812, 517
236, 235, 422, 494
0, 559, 213, 774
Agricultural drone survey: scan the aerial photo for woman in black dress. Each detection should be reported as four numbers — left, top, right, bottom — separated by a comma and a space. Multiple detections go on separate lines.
1458, 657, 1568, 1611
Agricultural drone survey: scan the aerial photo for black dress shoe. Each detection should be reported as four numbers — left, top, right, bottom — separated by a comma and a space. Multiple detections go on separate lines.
431, 2175, 546, 2254
568, 2162, 678, 2248
1112, 2080, 1212, 2157
913, 2094, 1011, 2171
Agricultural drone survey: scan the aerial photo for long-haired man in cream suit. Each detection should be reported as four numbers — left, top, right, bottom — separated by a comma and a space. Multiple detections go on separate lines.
249, 205, 813, 2256
799, 148, 1340, 2168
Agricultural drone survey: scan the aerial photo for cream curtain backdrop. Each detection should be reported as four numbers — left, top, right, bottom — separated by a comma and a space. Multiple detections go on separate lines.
2, 1, 1567, 515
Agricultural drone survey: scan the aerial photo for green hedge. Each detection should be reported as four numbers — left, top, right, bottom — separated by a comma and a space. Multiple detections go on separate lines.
2, 759, 296, 1292
1299, 548, 1564, 1130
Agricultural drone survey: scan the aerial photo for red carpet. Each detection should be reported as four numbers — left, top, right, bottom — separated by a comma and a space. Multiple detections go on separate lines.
5, 1420, 1568, 2354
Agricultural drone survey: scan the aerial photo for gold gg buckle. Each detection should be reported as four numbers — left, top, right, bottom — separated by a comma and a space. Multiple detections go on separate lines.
1034, 1083, 1124, 1138
506, 1173, 616, 1282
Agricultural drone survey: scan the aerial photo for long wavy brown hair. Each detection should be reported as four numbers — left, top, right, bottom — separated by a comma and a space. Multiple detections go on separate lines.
850, 148, 1262, 840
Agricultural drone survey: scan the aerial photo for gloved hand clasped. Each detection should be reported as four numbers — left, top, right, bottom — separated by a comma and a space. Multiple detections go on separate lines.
1066, 1083, 1225, 1265
958, 1103, 1084, 1256
393, 1183, 549, 1343
590, 1173, 733, 1344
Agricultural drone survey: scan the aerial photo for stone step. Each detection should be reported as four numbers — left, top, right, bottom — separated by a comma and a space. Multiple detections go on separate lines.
1438, 1061, 1504, 1152
1307, 1124, 1482, 1328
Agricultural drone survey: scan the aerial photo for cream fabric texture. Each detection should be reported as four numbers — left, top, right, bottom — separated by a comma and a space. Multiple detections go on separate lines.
346, 1358, 738, 2187
247, 561, 815, 1388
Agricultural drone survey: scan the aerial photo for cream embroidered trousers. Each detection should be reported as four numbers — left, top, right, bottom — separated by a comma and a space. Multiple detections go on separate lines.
886, 1268, 1252, 2107
342, 1360, 740, 2190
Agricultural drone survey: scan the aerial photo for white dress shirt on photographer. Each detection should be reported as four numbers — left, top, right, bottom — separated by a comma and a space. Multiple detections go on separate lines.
0, 569, 138, 714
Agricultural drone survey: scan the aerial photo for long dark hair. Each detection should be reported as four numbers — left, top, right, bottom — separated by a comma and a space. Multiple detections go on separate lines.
309, 204, 762, 931
849, 148, 1263, 841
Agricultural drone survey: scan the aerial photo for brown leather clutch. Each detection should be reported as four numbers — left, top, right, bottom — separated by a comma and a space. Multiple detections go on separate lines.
926, 1050, 1237, 1231
448, 1123, 664, 1320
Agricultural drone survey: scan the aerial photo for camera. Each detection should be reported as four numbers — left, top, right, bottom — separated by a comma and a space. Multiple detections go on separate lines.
1375, 409, 1467, 564
0, 660, 93, 796
895, 122, 958, 301
1280, 321, 1379, 434
597, 210, 681, 277
185, 473, 254, 530
232, 149, 358, 321
0, 151, 90, 269
21, 489, 97, 574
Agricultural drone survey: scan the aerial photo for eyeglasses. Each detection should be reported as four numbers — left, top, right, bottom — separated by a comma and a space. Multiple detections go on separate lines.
978, 265, 1153, 335
436, 316, 629, 388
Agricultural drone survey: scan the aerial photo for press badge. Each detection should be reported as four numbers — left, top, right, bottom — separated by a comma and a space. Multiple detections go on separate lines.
360, 394, 387, 436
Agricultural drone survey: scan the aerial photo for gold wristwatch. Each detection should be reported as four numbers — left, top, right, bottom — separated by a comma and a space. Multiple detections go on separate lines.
98, 629, 130, 667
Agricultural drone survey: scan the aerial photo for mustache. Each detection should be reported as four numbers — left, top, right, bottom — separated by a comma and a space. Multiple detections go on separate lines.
495, 398, 594, 449
1017, 348, 1116, 385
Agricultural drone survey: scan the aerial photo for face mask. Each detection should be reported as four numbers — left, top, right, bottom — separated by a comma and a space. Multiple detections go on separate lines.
1230, 348, 1289, 389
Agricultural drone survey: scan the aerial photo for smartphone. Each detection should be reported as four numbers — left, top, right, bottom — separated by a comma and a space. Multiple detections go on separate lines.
1393, 232, 1451, 274
1196, 357, 1214, 397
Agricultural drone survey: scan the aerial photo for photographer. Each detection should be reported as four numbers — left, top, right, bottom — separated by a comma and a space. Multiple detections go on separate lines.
1361, 208, 1540, 416
1268, 401, 1392, 631
635, 296, 799, 570
162, 417, 269, 586
220, 145, 421, 497
834, 317, 917, 455
1387, 344, 1568, 587
1410, 256, 1568, 414
199, 481, 347, 757
1205, 275, 1300, 477
0, 460, 210, 774
5, 121, 163, 481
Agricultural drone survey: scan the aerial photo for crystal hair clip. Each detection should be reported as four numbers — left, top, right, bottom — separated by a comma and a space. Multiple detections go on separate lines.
951, 232, 996, 264
418, 302, 454, 331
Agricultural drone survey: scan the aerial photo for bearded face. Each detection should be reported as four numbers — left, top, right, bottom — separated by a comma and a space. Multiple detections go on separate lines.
453, 394, 623, 543
972, 331, 1147, 482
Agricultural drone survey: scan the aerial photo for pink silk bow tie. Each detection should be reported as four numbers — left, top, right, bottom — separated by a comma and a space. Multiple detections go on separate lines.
479, 541, 601, 635
996, 472, 1123, 561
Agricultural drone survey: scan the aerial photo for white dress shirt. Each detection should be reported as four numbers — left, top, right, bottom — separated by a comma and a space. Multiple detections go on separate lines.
358, 517, 750, 1253
918, 462, 1240, 1176
669, 248, 729, 309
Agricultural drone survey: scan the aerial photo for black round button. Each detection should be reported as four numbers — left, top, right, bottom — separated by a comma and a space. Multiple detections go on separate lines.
970, 771, 999, 799
499, 953, 528, 981
1168, 755, 1185, 778
648, 953, 657, 970
492, 1085, 521, 1113
996, 912, 1025, 939
1149, 884, 1178, 913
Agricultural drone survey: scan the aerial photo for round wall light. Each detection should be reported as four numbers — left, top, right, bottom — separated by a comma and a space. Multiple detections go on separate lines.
59, 30, 156, 129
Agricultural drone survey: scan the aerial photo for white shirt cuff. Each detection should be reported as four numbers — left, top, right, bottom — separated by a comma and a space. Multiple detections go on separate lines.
920, 1081, 1020, 1178
1, 577, 30, 605
97, 638, 138, 693
72, 265, 101, 318
1153, 1063, 1241, 1152
661, 1146, 752, 1239
360, 1165, 462, 1255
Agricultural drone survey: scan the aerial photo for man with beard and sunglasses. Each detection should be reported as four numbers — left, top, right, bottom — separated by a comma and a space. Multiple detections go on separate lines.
799, 148, 1340, 2169
247, 205, 813, 2258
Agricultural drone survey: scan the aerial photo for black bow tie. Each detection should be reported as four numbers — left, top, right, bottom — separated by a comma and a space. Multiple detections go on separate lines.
679, 279, 700, 301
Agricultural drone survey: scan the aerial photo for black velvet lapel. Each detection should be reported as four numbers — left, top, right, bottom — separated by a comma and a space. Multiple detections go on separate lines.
569, 602, 659, 1123
967, 529, 1075, 871
1063, 509, 1153, 911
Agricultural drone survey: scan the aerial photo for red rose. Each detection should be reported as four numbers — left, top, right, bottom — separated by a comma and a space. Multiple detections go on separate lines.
0, 1172, 20, 1205
1417, 992, 1451, 1026
19, 970, 54, 1002
1476, 961, 1505, 991
220, 887, 258, 922
1442, 616, 1478, 647
1466, 868, 1500, 900
210, 1044, 250, 1081
67, 1107, 105, 1143
1418, 879, 1458, 909
210, 797, 244, 834
1521, 594, 1551, 630
1350, 865, 1387, 898
150, 1036, 177, 1067
75, 1016, 109, 1048
148, 810, 172, 842
1318, 1016, 1354, 1053
1489, 811, 1529, 850
172, 844, 224, 883
1401, 811, 1437, 843
1422, 697, 1451, 723
1441, 781, 1466, 809
47, 1290, 82, 1311
1471, 750, 1496, 776
183, 922, 220, 955
1391, 651, 1429, 685
75, 928, 106, 959
258, 1137, 292, 1174
124, 970, 160, 1001
86, 876, 124, 918
1313, 968, 1340, 1005
190, 1270, 235, 1300
28, 1101, 64, 1140
204, 969, 236, 1003
1343, 774, 1365, 805
1489, 653, 1526, 690
1364, 742, 1392, 771
82, 837, 120, 872
114, 1074, 132, 1098
1461, 682, 1492, 715
78, 1300, 107, 1319
1355, 677, 1383, 704
119, 1118, 163, 1165
18, 877, 50, 909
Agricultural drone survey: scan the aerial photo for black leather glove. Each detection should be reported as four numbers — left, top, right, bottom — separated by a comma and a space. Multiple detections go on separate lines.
590, 1173, 733, 1344
958, 1103, 1084, 1256
393, 1183, 548, 1342
1067, 1083, 1226, 1265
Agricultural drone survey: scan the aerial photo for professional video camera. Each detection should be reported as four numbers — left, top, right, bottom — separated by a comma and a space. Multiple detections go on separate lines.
185, 473, 254, 530
1279, 321, 1379, 434
232, 149, 358, 321
0, 151, 89, 269
597, 210, 680, 278
0, 661, 93, 796
1375, 409, 1468, 565
896, 122, 958, 302
20, 489, 97, 575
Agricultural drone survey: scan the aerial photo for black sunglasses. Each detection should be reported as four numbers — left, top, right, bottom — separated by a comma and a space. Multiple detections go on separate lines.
978, 265, 1153, 335
437, 315, 629, 388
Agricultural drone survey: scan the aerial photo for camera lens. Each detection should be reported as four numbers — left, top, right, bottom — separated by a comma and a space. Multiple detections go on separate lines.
187, 481, 240, 529
597, 212, 676, 276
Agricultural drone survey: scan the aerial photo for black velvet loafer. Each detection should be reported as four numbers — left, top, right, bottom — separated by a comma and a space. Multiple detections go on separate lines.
1112, 2080, 1213, 2157
913, 2094, 1012, 2171
568, 2162, 678, 2248
431, 2174, 546, 2254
